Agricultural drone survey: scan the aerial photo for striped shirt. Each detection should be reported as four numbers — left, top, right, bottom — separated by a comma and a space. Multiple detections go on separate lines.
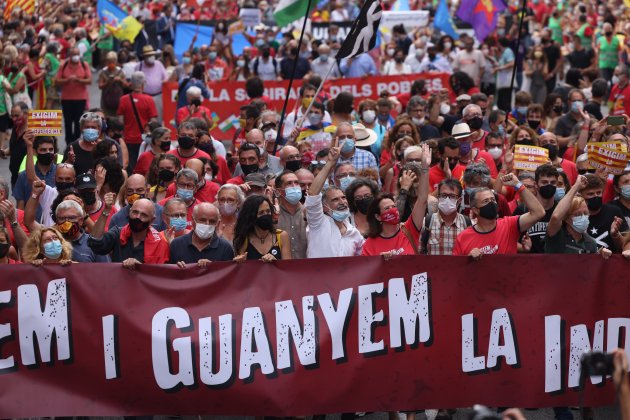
424, 212, 470, 256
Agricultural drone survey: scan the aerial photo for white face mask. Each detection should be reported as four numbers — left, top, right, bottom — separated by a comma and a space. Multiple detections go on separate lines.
487, 146, 503, 160
264, 129, 277, 142
440, 103, 451, 115
362, 110, 376, 124
438, 197, 459, 215
194, 223, 215, 240
412, 116, 425, 126
387, 48, 396, 57
204, 173, 213, 182
146, 56, 156, 65
71, 55, 80, 63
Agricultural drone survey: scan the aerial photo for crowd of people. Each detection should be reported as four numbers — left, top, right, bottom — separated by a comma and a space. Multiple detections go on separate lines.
1, 0, 630, 418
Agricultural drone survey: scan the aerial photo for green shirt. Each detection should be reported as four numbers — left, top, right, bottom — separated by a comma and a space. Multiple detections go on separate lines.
0, 75, 8, 115
96, 26, 114, 50
544, 225, 598, 254
43, 52, 60, 88
597, 35, 620, 70
549, 17, 563, 45
577, 23, 592, 49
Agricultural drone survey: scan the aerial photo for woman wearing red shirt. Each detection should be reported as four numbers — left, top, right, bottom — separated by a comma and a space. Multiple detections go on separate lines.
361, 144, 430, 257
0, 227, 21, 264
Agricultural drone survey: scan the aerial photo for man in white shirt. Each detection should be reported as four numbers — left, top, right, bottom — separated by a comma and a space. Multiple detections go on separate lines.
452, 36, 485, 85
305, 145, 364, 258
250, 45, 281, 81
283, 84, 332, 139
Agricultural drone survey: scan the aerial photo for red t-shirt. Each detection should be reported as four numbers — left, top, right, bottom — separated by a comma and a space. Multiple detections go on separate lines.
361, 217, 421, 256
214, 154, 231, 185
117, 93, 158, 144
226, 175, 245, 185
429, 164, 465, 192
560, 158, 578, 185
134, 150, 158, 176
165, 179, 219, 203
158, 197, 201, 229
608, 83, 630, 116
175, 105, 213, 125
166, 148, 211, 167
604, 178, 616, 204
453, 215, 521, 256
88, 202, 117, 230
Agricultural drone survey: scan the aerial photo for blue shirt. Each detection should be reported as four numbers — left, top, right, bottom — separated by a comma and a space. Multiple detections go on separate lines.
176, 77, 211, 109
13, 164, 57, 221
340, 54, 377, 78
169, 232, 234, 264
340, 148, 379, 172
72, 232, 111, 263
108, 204, 167, 231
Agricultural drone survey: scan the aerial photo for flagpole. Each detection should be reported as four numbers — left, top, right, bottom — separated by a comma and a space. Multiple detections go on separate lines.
509, 0, 527, 95
274, 0, 314, 155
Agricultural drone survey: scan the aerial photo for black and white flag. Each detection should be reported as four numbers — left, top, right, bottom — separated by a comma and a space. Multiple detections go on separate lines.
335, 0, 383, 60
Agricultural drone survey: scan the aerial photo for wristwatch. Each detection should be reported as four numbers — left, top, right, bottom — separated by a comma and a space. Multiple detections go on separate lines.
10, 220, 18, 228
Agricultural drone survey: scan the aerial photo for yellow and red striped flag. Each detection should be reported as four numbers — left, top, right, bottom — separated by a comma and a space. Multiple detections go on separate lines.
4, 0, 36, 20
28, 110, 63, 136
513, 145, 550, 172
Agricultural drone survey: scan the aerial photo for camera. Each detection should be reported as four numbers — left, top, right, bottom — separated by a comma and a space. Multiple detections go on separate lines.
581, 351, 614, 377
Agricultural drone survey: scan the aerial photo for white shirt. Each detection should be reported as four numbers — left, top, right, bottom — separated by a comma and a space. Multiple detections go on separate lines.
305, 193, 365, 258
38, 185, 59, 227
250, 56, 280, 81
311, 57, 341, 79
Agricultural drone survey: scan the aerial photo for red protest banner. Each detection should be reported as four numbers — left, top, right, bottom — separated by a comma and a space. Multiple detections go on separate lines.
162, 73, 452, 140
0, 255, 626, 417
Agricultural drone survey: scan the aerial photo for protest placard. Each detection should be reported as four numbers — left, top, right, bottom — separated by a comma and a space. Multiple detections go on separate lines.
239, 8, 261, 27
587, 142, 630, 175
513, 145, 549, 171
27, 110, 63, 136
380, 10, 429, 29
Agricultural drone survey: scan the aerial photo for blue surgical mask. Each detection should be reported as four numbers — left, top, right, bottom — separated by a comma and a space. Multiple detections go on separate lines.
554, 187, 566, 201
339, 176, 355, 192
43, 239, 63, 259
465, 187, 477, 196
517, 106, 528, 116
182, 56, 191, 64
571, 214, 589, 233
571, 101, 584, 113
621, 185, 630, 200
284, 186, 302, 205
340, 138, 355, 154
320, 54, 329, 62
208, 52, 217, 60
82, 128, 99, 142
331, 209, 350, 222
177, 188, 194, 201
497, 125, 505, 136
170, 217, 188, 232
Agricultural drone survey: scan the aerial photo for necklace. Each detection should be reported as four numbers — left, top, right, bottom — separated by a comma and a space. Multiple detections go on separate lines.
254, 231, 270, 244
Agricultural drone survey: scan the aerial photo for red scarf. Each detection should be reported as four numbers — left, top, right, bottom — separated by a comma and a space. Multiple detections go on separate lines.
119, 225, 170, 264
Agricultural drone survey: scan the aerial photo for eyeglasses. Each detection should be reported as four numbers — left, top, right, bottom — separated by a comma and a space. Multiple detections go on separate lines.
56, 216, 80, 223
438, 194, 459, 200
578, 169, 597, 174
354, 194, 373, 201
177, 183, 196, 190
58, 163, 74, 168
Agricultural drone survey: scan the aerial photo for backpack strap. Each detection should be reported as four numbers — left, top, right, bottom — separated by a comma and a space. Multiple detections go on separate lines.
400, 223, 419, 255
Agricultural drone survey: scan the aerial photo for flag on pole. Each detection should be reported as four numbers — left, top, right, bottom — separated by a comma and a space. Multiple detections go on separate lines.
336, 0, 383, 60
456, 0, 506, 42
273, 0, 313, 28
4, 0, 35, 20
434, 0, 460, 40
97, 0, 143, 42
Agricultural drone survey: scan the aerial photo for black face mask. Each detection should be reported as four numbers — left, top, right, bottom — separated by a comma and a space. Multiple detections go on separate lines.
37, 152, 55, 166
517, 139, 534, 146
128, 216, 150, 233
395, 57, 404, 64
255, 214, 274, 230
56, 181, 74, 192
538, 184, 557, 199
528, 120, 541, 130
543, 144, 558, 160
467, 116, 483, 130
241, 163, 259, 176
178, 135, 195, 149
443, 158, 458, 170
0, 243, 9, 258
160, 141, 171, 152
586, 196, 603, 211
477, 201, 498, 220
553, 105, 563, 114
79, 191, 97, 206
198, 142, 214, 155
158, 169, 175, 182
355, 197, 373, 215
285, 160, 301, 172
262, 50, 271, 58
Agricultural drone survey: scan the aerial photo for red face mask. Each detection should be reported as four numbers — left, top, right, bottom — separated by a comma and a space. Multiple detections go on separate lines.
380, 207, 400, 225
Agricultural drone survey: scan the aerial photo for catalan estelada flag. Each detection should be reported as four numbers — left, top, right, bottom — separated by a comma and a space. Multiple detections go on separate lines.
4, 0, 35, 20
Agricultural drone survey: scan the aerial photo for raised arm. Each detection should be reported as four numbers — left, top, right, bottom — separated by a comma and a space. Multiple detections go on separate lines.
309, 146, 340, 196
0, 200, 28, 252
23, 130, 37, 184
24, 180, 45, 232
547, 175, 587, 238
501, 173, 545, 232
411, 143, 431, 229
90, 192, 116, 240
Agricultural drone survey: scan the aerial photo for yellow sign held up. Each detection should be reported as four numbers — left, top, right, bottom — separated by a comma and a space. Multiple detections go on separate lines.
513, 145, 549, 171
587, 142, 630, 175
28, 110, 63, 136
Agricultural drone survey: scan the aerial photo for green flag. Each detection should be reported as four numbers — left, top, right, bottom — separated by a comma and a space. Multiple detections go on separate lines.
273, 0, 311, 27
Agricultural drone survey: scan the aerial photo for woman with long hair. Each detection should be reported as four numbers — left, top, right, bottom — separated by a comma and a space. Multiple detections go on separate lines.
146, 154, 181, 203
0, 227, 21, 264
23, 227, 73, 266
379, 118, 420, 171
233, 195, 291, 262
